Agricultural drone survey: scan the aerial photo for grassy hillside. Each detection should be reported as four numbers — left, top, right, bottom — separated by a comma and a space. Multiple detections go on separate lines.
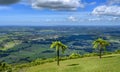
17, 54, 120, 72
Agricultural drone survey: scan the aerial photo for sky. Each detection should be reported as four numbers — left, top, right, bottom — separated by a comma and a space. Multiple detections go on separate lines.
0, 0, 120, 26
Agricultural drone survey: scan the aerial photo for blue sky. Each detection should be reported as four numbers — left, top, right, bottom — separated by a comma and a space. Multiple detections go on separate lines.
0, 0, 120, 26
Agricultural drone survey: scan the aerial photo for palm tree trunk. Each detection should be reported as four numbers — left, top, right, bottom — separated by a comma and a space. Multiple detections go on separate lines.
57, 49, 59, 66
99, 48, 102, 59
98, 45, 102, 59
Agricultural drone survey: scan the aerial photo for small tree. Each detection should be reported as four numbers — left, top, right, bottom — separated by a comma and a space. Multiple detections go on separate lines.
0, 62, 12, 72
69, 53, 81, 59
92, 38, 110, 58
50, 41, 67, 66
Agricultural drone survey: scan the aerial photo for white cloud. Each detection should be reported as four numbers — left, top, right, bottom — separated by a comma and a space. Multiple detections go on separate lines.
88, 17, 120, 22
112, 17, 120, 20
92, 5, 120, 16
107, 0, 120, 5
31, 0, 84, 10
68, 16, 78, 21
108, 17, 120, 21
88, 18, 101, 21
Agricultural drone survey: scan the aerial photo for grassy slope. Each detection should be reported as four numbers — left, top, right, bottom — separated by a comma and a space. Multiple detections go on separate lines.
19, 54, 120, 72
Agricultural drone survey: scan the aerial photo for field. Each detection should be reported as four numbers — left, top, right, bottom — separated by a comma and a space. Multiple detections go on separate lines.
19, 54, 120, 72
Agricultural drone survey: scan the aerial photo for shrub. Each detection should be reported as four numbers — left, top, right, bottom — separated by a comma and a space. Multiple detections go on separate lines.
83, 53, 98, 57
115, 50, 120, 54
60, 56, 69, 61
103, 51, 113, 55
69, 53, 82, 59
0, 62, 12, 72
45, 58, 55, 63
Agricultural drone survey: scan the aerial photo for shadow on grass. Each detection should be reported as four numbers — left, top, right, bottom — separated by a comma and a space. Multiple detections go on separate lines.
67, 64, 79, 66
103, 55, 115, 58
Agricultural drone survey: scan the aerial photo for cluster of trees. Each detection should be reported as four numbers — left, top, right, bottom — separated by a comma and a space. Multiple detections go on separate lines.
51, 38, 110, 66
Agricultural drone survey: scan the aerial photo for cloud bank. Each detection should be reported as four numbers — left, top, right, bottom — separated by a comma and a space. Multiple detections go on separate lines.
92, 0, 120, 16
92, 5, 120, 16
0, 0, 20, 5
31, 0, 84, 10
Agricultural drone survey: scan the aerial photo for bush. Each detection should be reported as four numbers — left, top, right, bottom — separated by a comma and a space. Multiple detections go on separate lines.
0, 62, 12, 72
45, 58, 55, 63
115, 50, 120, 54
60, 56, 69, 61
69, 53, 82, 59
103, 51, 113, 55
83, 53, 98, 57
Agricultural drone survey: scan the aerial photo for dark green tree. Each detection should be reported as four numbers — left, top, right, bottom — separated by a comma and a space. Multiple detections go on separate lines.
50, 41, 67, 66
0, 62, 12, 72
92, 38, 110, 58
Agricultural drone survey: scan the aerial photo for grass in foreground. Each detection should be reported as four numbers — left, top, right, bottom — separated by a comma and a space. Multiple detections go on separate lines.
17, 54, 120, 72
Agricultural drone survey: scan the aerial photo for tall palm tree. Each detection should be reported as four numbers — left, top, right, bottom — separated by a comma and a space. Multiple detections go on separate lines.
50, 41, 67, 66
92, 38, 110, 58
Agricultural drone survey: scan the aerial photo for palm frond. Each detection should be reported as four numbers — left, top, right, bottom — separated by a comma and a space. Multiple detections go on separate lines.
61, 45, 67, 53
50, 41, 68, 53
50, 41, 57, 48
92, 38, 110, 49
